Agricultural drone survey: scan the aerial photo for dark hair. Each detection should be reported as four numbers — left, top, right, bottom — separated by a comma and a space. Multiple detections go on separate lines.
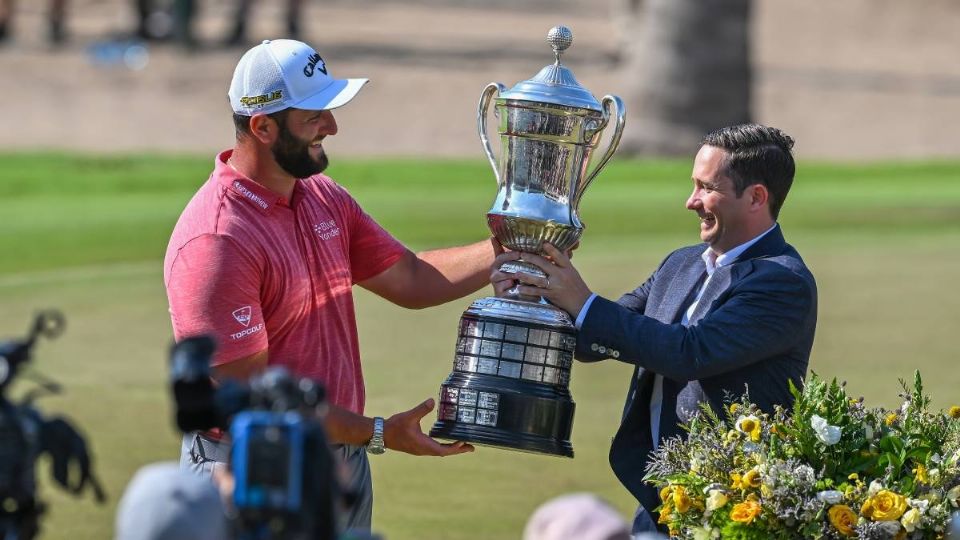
232, 109, 291, 138
700, 124, 796, 219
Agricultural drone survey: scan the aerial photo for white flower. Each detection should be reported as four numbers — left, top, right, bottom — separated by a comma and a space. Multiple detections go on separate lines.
690, 456, 702, 473
931, 453, 943, 465
868, 480, 885, 496
810, 414, 841, 445
816, 490, 844, 504
947, 485, 960, 507
705, 490, 728, 516
908, 498, 930, 514
902, 507, 922, 532
864, 424, 874, 440
692, 525, 720, 540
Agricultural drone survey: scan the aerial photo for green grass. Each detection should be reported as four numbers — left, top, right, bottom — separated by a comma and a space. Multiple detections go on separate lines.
0, 153, 958, 539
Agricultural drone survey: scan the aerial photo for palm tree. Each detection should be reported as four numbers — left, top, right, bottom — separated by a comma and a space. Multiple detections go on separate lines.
618, 0, 752, 156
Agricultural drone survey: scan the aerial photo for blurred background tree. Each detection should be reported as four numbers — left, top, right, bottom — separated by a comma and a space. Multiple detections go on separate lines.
617, 0, 752, 156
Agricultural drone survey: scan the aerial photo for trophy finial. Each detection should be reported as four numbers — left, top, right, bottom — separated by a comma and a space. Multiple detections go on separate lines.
547, 26, 573, 64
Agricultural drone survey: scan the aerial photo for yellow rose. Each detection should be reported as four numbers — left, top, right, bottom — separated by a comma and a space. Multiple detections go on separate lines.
657, 504, 673, 524
828, 504, 857, 536
901, 507, 922, 533
705, 489, 729, 514
742, 468, 762, 489
949, 406, 960, 419
660, 485, 674, 503
672, 485, 692, 514
862, 490, 908, 521
729, 500, 761, 524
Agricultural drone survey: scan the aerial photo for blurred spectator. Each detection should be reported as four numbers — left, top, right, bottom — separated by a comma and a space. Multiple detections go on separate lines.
0, 0, 68, 45
134, 0, 196, 48
224, 0, 304, 46
115, 462, 229, 540
523, 493, 636, 540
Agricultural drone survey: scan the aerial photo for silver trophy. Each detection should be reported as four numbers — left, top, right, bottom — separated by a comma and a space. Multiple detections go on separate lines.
429, 26, 625, 457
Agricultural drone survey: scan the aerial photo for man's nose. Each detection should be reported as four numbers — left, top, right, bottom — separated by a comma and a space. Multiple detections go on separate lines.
321, 110, 338, 136
685, 190, 701, 210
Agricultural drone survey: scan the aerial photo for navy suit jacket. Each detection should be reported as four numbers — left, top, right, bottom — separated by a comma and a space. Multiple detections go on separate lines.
577, 225, 817, 518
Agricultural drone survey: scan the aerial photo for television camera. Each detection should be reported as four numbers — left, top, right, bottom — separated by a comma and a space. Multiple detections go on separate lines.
170, 335, 341, 540
0, 311, 106, 540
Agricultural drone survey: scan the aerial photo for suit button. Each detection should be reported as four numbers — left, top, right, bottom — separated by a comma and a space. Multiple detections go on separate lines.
598, 346, 607, 354
612, 350, 620, 359
590, 343, 599, 352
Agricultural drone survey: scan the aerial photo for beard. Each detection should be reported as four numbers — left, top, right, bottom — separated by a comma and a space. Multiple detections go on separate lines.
271, 120, 329, 178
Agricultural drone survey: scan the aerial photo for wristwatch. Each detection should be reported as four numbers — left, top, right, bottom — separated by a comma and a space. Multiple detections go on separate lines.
366, 417, 385, 455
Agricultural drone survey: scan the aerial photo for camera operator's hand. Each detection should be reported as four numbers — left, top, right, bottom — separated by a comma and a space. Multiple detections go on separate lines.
384, 399, 474, 456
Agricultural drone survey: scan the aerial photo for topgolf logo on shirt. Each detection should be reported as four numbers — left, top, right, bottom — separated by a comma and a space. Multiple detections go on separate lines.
232, 306, 252, 327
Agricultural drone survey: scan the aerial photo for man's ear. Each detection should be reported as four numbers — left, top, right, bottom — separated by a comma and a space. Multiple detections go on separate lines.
248, 113, 276, 144
749, 183, 769, 211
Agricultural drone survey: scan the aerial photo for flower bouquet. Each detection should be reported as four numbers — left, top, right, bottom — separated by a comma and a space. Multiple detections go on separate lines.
645, 372, 960, 539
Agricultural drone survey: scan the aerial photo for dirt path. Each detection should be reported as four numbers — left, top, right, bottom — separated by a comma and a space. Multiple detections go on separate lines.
1, 0, 958, 160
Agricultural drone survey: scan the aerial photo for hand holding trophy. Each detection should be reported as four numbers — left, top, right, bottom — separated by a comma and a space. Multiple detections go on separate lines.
429, 26, 625, 457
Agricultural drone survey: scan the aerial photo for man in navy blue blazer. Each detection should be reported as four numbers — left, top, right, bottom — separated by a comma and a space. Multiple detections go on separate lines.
493, 124, 817, 534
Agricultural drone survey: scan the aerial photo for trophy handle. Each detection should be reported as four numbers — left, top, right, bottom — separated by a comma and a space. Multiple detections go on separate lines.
478, 82, 507, 186
574, 95, 626, 209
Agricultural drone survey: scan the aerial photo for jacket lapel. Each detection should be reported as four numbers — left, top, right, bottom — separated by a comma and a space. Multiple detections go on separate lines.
657, 253, 707, 324
687, 225, 787, 324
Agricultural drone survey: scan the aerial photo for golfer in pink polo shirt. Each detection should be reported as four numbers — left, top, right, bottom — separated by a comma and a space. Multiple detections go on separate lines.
163, 38, 500, 532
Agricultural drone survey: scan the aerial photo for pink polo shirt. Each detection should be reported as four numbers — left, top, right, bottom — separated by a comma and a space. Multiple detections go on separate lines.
164, 150, 406, 415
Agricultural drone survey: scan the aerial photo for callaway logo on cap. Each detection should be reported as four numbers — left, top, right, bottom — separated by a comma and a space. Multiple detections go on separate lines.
229, 39, 368, 115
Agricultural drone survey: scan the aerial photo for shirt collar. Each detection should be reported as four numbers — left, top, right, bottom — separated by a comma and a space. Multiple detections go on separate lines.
214, 149, 286, 212
701, 223, 778, 275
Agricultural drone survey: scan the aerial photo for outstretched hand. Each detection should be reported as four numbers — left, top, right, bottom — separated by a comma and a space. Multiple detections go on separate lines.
490, 243, 592, 317
384, 398, 475, 456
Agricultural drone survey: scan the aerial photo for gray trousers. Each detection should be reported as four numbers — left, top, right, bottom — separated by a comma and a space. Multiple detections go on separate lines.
180, 432, 374, 532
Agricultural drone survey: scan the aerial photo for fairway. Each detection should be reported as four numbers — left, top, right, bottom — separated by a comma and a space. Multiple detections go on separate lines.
1, 155, 959, 539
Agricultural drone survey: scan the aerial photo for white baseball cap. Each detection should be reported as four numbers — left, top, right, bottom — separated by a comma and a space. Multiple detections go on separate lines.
228, 39, 368, 116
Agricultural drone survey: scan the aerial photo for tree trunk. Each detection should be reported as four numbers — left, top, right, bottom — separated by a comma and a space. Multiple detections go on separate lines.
619, 0, 752, 156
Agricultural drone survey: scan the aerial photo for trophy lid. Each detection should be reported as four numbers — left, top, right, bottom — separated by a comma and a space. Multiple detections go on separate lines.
499, 26, 601, 112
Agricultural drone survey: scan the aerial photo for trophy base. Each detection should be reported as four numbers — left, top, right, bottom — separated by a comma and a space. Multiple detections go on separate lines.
431, 421, 574, 458
429, 357, 575, 457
